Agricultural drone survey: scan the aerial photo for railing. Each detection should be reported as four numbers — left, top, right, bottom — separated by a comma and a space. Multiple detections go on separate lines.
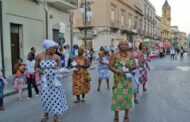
64, 0, 78, 7
47, 0, 78, 7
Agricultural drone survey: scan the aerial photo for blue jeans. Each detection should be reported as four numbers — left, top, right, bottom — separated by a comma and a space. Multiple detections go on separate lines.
0, 79, 4, 106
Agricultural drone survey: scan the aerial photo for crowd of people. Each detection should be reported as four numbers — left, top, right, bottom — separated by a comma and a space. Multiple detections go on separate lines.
0, 38, 155, 122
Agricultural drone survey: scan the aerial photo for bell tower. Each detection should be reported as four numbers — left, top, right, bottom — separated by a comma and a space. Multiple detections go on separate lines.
162, 0, 171, 23
161, 0, 171, 40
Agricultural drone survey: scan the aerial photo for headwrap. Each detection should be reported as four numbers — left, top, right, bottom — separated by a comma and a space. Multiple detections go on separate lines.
119, 37, 128, 45
42, 39, 58, 49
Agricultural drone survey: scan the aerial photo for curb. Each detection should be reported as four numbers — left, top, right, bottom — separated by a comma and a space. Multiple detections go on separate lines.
4, 65, 97, 97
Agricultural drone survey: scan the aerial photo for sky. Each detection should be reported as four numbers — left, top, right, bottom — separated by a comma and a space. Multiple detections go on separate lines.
150, 0, 190, 35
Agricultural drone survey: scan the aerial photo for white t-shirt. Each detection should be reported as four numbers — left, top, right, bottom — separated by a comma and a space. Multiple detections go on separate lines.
25, 60, 35, 72
170, 49, 175, 54
75, 49, 78, 56
63, 49, 69, 59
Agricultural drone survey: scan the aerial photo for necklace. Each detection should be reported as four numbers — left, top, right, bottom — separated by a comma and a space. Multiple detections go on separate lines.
44, 52, 54, 60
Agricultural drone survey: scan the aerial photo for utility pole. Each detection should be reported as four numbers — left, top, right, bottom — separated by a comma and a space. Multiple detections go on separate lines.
70, 12, 73, 48
84, 0, 87, 47
44, 0, 48, 39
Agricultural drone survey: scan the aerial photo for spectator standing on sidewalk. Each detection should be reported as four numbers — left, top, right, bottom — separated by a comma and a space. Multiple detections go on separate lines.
180, 46, 185, 60
67, 44, 73, 68
0, 66, 7, 110
30, 47, 36, 58
14, 59, 25, 100
170, 47, 175, 60
139, 43, 150, 92
63, 45, 69, 68
25, 52, 39, 99
109, 38, 135, 122
89, 48, 95, 63
72, 48, 91, 103
35, 40, 68, 122
97, 50, 110, 91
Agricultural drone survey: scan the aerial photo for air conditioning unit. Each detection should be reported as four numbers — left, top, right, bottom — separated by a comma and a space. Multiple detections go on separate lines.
92, 29, 97, 36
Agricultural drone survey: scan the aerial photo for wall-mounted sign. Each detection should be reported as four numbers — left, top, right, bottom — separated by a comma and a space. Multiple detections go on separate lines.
59, 22, 65, 33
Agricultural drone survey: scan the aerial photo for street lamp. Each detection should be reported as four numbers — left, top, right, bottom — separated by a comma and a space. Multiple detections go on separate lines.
80, 0, 93, 47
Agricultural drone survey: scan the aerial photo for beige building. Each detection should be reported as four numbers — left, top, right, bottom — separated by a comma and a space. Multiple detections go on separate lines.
73, 0, 144, 51
178, 32, 187, 46
143, 0, 156, 38
0, 0, 78, 76
170, 26, 186, 47
160, 0, 171, 40
155, 15, 161, 39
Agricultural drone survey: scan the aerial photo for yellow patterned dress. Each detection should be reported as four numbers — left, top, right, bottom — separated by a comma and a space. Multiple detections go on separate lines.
72, 56, 91, 96
111, 57, 133, 111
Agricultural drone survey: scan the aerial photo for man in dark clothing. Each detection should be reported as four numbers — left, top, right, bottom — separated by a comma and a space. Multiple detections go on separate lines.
30, 47, 36, 59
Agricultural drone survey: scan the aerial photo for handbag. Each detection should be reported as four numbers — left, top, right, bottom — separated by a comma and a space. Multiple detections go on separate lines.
53, 75, 62, 87
84, 70, 91, 82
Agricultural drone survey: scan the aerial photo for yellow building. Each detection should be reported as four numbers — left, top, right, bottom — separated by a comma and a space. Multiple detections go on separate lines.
160, 0, 171, 40
73, 0, 144, 51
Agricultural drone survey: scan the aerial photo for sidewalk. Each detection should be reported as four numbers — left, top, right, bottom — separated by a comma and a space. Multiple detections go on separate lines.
3, 63, 98, 97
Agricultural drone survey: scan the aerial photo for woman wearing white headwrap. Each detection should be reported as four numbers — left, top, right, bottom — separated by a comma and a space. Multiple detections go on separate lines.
35, 40, 68, 122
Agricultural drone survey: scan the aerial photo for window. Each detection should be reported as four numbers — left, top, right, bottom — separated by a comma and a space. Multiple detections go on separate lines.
129, 18, 131, 29
121, 15, 124, 26
111, 10, 115, 22
134, 21, 137, 29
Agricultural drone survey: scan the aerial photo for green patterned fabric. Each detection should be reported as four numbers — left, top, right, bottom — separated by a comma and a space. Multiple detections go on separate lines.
111, 58, 133, 111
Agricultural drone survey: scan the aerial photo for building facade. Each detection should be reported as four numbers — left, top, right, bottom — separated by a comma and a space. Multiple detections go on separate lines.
73, 0, 145, 51
155, 15, 161, 39
0, 0, 78, 76
170, 26, 187, 47
160, 0, 171, 40
143, 0, 156, 39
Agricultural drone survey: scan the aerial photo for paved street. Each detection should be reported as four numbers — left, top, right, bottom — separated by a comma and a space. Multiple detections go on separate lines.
1, 54, 190, 122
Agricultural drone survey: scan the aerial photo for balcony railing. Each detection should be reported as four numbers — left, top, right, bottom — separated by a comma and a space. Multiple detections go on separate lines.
78, 29, 96, 40
110, 20, 119, 30
47, 0, 78, 11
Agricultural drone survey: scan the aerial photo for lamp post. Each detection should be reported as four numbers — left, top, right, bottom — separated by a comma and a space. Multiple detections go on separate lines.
80, 0, 93, 47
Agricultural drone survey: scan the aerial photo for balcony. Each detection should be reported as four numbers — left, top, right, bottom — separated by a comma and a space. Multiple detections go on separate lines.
47, 0, 78, 11
78, 29, 96, 40
110, 20, 119, 31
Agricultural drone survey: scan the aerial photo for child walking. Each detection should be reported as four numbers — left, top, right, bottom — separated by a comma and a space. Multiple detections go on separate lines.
14, 59, 25, 100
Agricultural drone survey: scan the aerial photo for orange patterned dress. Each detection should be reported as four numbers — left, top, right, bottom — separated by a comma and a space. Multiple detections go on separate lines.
72, 56, 91, 96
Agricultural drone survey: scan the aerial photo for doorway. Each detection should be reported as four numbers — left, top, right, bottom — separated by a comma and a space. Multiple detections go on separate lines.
10, 24, 21, 74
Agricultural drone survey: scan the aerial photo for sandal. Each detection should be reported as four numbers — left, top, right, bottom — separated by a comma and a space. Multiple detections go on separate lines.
41, 113, 49, 122
143, 88, 147, 92
123, 117, 129, 122
134, 99, 139, 104
114, 117, 119, 122
81, 99, 85, 103
73, 100, 80, 103
41, 117, 48, 122
54, 116, 61, 122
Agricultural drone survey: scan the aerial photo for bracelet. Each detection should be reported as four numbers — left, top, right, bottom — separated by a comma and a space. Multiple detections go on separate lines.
115, 69, 120, 74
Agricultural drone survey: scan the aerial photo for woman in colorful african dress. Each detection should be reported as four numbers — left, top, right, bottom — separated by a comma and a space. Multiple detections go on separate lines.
72, 48, 91, 103
139, 43, 150, 92
109, 38, 135, 122
97, 50, 110, 91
